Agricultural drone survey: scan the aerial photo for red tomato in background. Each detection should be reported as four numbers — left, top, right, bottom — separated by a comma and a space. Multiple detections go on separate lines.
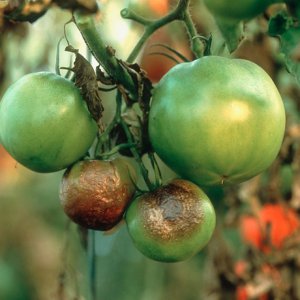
240, 204, 300, 252
140, 29, 192, 83
234, 260, 249, 278
149, 0, 169, 16
0, 145, 18, 184
0, 145, 16, 170
236, 286, 268, 300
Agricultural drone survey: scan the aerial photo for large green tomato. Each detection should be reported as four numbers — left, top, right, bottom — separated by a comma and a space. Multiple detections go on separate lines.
203, 0, 279, 22
126, 179, 216, 262
149, 56, 285, 186
0, 72, 98, 172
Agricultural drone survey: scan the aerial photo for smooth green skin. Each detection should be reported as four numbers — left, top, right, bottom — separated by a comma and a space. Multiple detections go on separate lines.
203, 0, 280, 22
125, 180, 216, 262
149, 56, 285, 186
203, 0, 283, 52
0, 72, 98, 172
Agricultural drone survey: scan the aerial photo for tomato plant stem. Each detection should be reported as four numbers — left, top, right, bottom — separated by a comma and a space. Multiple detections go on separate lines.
123, 0, 204, 63
148, 152, 162, 188
73, 11, 138, 99
182, 10, 204, 58
88, 229, 97, 300
114, 92, 155, 191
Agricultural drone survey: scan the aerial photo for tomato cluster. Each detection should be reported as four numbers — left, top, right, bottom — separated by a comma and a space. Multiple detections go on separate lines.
0, 0, 288, 262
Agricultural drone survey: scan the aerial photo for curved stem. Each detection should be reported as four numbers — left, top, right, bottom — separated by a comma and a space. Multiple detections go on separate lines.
124, 0, 205, 63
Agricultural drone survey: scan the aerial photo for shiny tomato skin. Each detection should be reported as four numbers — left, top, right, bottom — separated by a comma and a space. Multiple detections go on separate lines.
60, 158, 136, 231
126, 179, 216, 262
203, 0, 277, 22
0, 72, 98, 172
149, 56, 285, 186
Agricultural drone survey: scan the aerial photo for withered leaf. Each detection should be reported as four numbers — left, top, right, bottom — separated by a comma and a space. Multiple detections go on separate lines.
4, 0, 50, 23
53, 0, 98, 13
118, 60, 153, 154
64, 45, 104, 125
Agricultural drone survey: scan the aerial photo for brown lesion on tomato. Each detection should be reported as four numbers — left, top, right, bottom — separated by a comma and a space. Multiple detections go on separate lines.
140, 179, 205, 242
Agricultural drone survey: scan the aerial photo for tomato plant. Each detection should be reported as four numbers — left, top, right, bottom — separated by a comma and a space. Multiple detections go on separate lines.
60, 158, 136, 230
1, 0, 300, 298
0, 72, 98, 173
125, 179, 216, 262
149, 56, 285, 186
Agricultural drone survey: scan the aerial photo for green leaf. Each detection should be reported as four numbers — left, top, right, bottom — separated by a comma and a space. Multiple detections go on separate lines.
281, 26, 300, 83
268, 11, 300, 83
215, 18, 244, 53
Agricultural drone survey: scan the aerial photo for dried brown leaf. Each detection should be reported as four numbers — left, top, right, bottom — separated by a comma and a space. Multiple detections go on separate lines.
64, 45, 104, 125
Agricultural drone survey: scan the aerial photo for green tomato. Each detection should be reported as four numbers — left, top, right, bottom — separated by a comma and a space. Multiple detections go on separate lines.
203, 0, 278, 22
0, 72, 98, 172
203, 0, 283, 51
60, 157, 136, 231
149, 56, 285, 186
126, 179, 216, 262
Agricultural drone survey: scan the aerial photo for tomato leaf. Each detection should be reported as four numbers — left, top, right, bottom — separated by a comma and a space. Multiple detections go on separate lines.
215, 19, 244, 53
64, 45, 104, 125
269, 12, 300, 83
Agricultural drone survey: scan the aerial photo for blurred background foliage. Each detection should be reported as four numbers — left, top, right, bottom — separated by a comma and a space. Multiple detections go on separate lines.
0, 0, 300, 300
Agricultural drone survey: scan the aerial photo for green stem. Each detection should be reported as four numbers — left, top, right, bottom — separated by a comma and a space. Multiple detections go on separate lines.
124, 0, 204, 63
93, 89, 123, 158
120, 117, 155, 191
182, 10, 204, 58
114, 92, 154, 190
148, 152, 162, 188
73, 11, 137, 98
88, 230, 96, 300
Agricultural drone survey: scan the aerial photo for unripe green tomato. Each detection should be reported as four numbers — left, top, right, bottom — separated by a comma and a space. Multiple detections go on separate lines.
126, 179, 216, 262
60, 158, 136, 231
203, 0, 278, 22
149, 56, 285, 186
0, 72, 98, 172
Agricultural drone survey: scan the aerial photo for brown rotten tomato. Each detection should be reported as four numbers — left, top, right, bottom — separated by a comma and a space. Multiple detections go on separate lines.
60, 158, 136, 231
126, 179, 216, 262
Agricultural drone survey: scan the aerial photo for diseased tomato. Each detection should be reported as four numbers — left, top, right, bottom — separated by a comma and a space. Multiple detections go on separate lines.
60, 158, 136, 231
240, 203, 300, 252
125, 179, 216, 262
0, 72, 98, 173
149, 56, 285, 186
